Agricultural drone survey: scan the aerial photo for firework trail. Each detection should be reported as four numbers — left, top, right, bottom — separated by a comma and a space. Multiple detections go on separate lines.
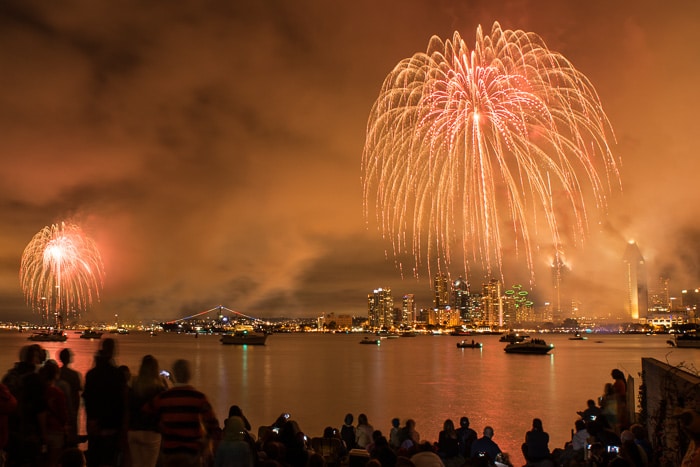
20, 222, 105, 324
362, 22, 620, 279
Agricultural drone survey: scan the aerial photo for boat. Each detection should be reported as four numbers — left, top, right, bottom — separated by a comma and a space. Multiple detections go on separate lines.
569, 333, 588, 341
359, 337, 381, 345
80, 330, 104, 339
668, 333, 700, 348
28, 330, 67, 342
400, 330, 418, 337
499, 332, 529, 343
456, 339, 482, 349
504, 338, 554, 354
220, 325, 268, 345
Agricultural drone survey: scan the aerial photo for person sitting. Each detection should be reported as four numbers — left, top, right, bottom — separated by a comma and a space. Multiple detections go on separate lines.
470, 426, 502, 462
577, 399, 603, 423
521, 418, 551, 465
215, 415, 255, 467
456, 416, 477, 459
411, 441, 444, 467
341, 413, 356, 451
437, 419, 460, 464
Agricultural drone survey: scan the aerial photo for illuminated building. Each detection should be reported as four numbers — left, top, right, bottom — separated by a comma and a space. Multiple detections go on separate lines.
504, 284, 534, 325
623, 241, 648, 320
481, 278, 503, 328
453, 277, 469, 322
434, 274, 450, 310
401, 294, 416, 325
649, 277, 670, 312
368, 288, 394, 329
550, 253, 571, 322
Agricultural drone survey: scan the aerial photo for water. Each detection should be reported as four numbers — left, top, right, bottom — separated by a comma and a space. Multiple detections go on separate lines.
1, 330, 696, 465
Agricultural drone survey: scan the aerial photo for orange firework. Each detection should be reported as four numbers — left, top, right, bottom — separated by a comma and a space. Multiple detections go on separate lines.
20, 222, 105, 324
362, 22, 620, 279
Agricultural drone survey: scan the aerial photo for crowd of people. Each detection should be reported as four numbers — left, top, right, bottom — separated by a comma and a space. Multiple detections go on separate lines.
0, 340, 675, 467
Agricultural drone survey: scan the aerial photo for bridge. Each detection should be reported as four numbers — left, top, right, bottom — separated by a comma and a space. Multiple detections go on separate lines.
162, 305, 266, 332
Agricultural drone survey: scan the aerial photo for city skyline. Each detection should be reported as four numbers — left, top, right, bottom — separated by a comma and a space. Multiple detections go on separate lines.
1, 2, 700, 323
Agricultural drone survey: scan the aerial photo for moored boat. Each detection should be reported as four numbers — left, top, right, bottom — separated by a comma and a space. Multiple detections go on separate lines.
80, 330, 104, 339
504, 338, 554, 354
220, 330, 268, 345
569, 333, 588, 341
360, 337, 381, 345
668, 333, 700, 348
28, 330, 67, 342
456, 339, 482, 349
499, 332, 529, 343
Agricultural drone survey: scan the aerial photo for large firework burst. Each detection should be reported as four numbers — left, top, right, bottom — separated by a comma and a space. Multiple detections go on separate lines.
20, 222, 105, 324
362, 22, 620, 278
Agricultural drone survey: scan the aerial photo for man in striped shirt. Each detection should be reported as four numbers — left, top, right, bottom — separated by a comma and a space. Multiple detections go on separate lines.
146, 359, 221, 467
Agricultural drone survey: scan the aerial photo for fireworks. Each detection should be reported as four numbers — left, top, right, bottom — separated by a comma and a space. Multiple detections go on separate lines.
362, 22, 620, 278
20, 222, 105, 325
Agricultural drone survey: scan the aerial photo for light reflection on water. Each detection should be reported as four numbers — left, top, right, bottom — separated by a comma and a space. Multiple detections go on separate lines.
0, 331, 696, 466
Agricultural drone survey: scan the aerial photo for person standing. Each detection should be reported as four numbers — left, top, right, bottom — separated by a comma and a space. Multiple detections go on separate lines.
127, 355, 168, 467
146, 359, 221, 467
612, 369, 629, 432
58, 348, 82, 448
83, 338, 128, 467
0, 381, 17, 466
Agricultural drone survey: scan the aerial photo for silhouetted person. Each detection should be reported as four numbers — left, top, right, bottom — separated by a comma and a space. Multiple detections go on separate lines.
145, 359, 221, 467
83, 338, 128, 467
521, 418, 550, 464
58, 348, 82, 447
456, 416, 477, 459
470, 426, 501, 462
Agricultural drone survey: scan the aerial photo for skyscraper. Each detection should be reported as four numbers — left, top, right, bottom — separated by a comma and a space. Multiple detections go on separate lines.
368, 288, 394, 329
434, 274, 450, 310
623, 241, 648, 320
481, 278, 503, 328
453, 277, 469, 321
401, 294, 416, 325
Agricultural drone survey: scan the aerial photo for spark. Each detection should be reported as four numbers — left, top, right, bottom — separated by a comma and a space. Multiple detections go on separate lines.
362, 22, 620, 279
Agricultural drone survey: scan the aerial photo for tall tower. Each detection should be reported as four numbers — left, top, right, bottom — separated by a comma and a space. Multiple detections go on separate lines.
623, 241, 648, 320
368, 288, 394, 329
453, 277, 469, 322
481, 278, 503, 328
434, 274, 450, 310
401, 294, 416, 325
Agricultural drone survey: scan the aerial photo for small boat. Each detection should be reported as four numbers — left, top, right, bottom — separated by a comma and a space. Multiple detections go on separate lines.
569, 333, 588, 341
28, 330, 67, 342
668, 333, 700, 348
360, 337, 381, 345
221, 326, 268, 345
80, 330, 104, 339
456, 340, 482, 349
499, 332, 529, 343
504, 338, 554, 355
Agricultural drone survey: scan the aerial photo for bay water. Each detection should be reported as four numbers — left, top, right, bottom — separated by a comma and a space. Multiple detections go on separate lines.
1, 330, 696, 465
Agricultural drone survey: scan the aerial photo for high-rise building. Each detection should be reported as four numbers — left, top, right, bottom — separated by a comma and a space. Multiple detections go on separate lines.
481, 278, 503, 328
550, 253, 571, 322
401, 294, 416, 326
649, 276, 670, 312
368, 288, 394, 329
453, 277, 469, 322
623, 241, 648, 320
434, 274, 450, 310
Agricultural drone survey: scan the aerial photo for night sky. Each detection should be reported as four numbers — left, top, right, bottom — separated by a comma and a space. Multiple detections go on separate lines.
1, 1, 699, 323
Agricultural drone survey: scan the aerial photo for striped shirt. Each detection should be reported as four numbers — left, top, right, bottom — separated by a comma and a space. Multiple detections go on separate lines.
146, 384, 221, 454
